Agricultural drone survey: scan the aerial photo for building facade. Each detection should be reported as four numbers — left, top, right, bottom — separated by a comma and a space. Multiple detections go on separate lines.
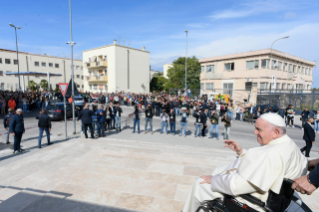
82, 40, 150, 93
199, 49, 316, 96
0, 48, 84, 92
163, 63, 172, 79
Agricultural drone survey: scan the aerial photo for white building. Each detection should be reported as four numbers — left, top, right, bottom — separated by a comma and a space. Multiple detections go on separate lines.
0, 48, 84, 91
163, 63, 172, 79
150, 70, 162, 80
82, 40, 150, 93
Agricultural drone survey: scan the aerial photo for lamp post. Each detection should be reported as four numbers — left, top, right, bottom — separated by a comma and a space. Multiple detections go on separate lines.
9, 23, 21, 92
67, 0, 76, 134
269, 36, 289, 90
185, 30, 188, 92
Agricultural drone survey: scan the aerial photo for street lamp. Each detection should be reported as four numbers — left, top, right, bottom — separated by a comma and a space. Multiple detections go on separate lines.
9, 23, 22, 92
185, 30, 188, 92
67, 0, 76, 134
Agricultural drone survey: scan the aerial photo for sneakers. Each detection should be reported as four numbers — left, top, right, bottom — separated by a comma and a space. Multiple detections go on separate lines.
6, 141, 10, 144
81, 131, 83, 134
292, 125, 295, 128
301, 128, 304, 131
13, 151, 19, 154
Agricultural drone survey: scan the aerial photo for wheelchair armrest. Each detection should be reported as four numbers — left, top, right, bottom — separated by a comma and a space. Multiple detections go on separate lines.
239, 194, 266, 207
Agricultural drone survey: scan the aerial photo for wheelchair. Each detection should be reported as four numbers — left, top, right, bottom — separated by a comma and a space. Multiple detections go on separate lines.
196, 179, 312, 212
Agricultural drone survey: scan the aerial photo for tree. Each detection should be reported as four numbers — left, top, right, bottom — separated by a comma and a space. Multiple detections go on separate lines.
28, 80, 37, 92
150, 76, 168, 92
40, 79, 48, 91
164, 56, 201, 90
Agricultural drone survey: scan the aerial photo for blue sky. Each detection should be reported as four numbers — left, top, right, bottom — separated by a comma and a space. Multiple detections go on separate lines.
1, 0, 319, 86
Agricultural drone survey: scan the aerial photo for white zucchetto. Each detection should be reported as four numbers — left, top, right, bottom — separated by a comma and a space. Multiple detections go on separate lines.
259, 113, 286, 127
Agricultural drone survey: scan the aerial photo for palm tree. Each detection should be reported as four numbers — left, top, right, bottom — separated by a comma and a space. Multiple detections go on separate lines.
39, 79, 48, 91
28, 80, 38, 92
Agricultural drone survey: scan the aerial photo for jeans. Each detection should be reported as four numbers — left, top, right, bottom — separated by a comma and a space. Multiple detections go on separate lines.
161, 121, 168, 133
38, 127, 50, 147
315, 120, 319, 132
83, 123, 94, 138
145, 118, 153, 131
227, 111, 234, 120
92, 119, 97, 132
210, 124, 219, 138
180, 122, 187, 135
13, 132, 23, 151
110, 115, 115, 128
175, 108, 181, 116
133, 119, 140, 133
224, 127, 231, 139
99, 122, 105, 137
194, 123, 202, 137
115, 116, 121, 129
23, 104, 27, 113
170, 122, 176, 134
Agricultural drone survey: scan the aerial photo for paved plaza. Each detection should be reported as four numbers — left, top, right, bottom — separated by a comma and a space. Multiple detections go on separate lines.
0, 107, 318, 211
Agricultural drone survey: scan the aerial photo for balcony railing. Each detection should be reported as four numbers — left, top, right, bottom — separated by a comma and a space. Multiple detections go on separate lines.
84, 60, 108, 69
87, 75, 108, 83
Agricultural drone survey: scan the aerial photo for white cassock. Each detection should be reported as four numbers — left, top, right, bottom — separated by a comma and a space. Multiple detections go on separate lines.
183, 134, 308, 212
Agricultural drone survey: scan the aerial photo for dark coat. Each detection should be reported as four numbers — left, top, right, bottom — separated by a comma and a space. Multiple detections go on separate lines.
3, 113, 14, 129
78, 109, 94, 124
9, 114, 25, 133
303, 122, 315, 142
37, 113, 52, 128
309, 164, 319, 187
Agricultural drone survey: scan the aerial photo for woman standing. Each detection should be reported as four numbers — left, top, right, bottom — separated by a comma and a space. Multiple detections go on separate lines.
105, 105, 111, 132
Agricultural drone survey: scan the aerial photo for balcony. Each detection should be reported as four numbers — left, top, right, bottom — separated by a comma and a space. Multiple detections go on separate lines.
200, 72, 223, 80
84, 60, 108, 69
87, 75, 108, 83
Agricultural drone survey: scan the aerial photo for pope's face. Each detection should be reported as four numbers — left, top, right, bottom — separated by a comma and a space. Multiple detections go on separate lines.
254, 118, 273, 145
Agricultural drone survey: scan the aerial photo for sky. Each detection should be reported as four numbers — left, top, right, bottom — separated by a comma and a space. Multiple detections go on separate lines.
1, 0, 319, 86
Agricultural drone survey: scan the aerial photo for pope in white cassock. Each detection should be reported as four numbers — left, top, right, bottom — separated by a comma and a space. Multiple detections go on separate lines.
183, 113, 308, 212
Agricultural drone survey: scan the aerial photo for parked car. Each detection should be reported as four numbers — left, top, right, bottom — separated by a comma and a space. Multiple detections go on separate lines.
46, 103, 79, 121
74, 96, 84, 110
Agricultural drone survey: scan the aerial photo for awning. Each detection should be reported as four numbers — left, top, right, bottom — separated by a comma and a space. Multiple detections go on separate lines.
4, 71, 62, 77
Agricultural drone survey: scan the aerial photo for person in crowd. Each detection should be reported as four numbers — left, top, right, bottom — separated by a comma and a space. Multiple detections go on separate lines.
183, 113, 308, 212
3, 108, 14, 144
292, 158, 319, 195
8, 97, 16, 110
109, 102, 115, 129
144, 104, 153, 134
77, 104, 94, 139
301, 108, 310, 131
105, 105, 111, 132
286, 104, 295, 128
194, 109, 204, 137
37, 109, 52, 148
201, 108, 209, 137
114, 103, 123, 131
277, 105, 285, 118
179, 107, 188, 137
98, 105, 106, 137
246, 103, 255, 124
92, 105, 100, 135
221, 113, 231, 140
227, 101, 234, 121
235, 104, 241, 121
209, 110, 219, 140
169, 108, 176, 135
175, 99, 181, 116
0, 97, 6, 116
314, 110, 319, 133
257, 106, 262, 117
132, 105, 141, 133
300, 117, 315, 157
9, 108, 25, 154
160, 110, 169, 134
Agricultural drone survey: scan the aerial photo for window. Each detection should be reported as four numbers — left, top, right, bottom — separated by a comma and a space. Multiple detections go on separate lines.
76, 66, 80, 70
276, 83, 280, 89
293, 65, 296, 73
281, 83, 286, 90
5, 59, 11, 64
77, 84, 80, 88
200, 83, 204, 89
206, 83, 214, 90
206, 65, 214, 72
287, 84, 291, 89
298, 66, 300, 74
246, 60, 259, 70
223, 83, 233, 96
224, 63, 235, 71
82, 85, 84, 88
81, 76, 83, 80
283, 63, 287, 72
277, 62, 282, 71
288, 64, 292, 73
14, 59, 18, 65
42, 62, 46, 67
49, 63, 53, 67
35, 61, 39, 66
260, 82, 268, 90
0, 71, 3, 76
201, 66, 205, 73
305, 68, 308, 75
261, 59, 269, 69
55, 63, 59, 68
93, 84, 98, 90
271, 60, 277, 69
0, 58, 2, 64
301, 67, 304, 74
245, 82, 252, 91
76, 75, 80, 79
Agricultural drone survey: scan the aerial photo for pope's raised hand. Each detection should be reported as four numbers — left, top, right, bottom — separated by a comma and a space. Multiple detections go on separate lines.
224, 140, 243, 155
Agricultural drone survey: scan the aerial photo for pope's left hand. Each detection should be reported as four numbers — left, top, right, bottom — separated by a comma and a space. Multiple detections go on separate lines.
200, 175, 213, 184
292, 175, 316, 195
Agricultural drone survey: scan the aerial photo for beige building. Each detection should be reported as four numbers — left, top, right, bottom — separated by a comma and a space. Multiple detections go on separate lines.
199, 49, 316, 101
82, 40, 150, 93
163, 63, 172, 79
0, 48, 84, 91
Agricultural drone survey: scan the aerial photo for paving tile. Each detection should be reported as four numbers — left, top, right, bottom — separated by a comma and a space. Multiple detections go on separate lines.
148, 161, 184, 175
115, 193, 154, 211
143, 172, 164, 181
133, 180, 177, 199
0, 187, 22, 201
151, 198, 184, 212
183, 166, 215, 176
99, 176, 140, 193
174, 184, 192, 202
162, 173, 196, 185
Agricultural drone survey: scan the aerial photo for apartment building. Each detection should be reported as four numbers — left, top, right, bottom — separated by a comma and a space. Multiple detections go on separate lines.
0, 48, 84, 91
82, 40, 150, 93
163, 63, 172, 79
199, 49, 316, 96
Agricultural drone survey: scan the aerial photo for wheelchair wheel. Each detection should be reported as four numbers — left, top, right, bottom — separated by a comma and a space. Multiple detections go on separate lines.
195, 199, 229, 212
285, 195, 312, 212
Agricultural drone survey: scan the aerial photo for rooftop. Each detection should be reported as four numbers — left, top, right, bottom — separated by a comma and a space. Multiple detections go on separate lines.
199, 49, 317, 66
83, 43, 150, 53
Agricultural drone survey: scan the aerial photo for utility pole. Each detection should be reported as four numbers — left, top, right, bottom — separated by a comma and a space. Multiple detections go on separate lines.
185, 30, 188, 91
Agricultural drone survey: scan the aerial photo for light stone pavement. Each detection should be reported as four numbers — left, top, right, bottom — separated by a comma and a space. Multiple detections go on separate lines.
0, 106, 318, 211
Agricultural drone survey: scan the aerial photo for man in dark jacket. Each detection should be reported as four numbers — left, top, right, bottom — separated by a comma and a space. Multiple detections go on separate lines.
37, 109, 52, 148
277, 106, 285, 118
77, 105, 94, 139
9, 108, 25, 154
301, 108, 310, 130
169, 109, 176, 134
109, 102, 115, 129
209, 110, 219, 140
3, 108, 14, 144
201, 108, 209, 136
300, 117, 315, 157
194, 109, 205, 137
144, 104, 153, 134
97, 105, 106, 137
